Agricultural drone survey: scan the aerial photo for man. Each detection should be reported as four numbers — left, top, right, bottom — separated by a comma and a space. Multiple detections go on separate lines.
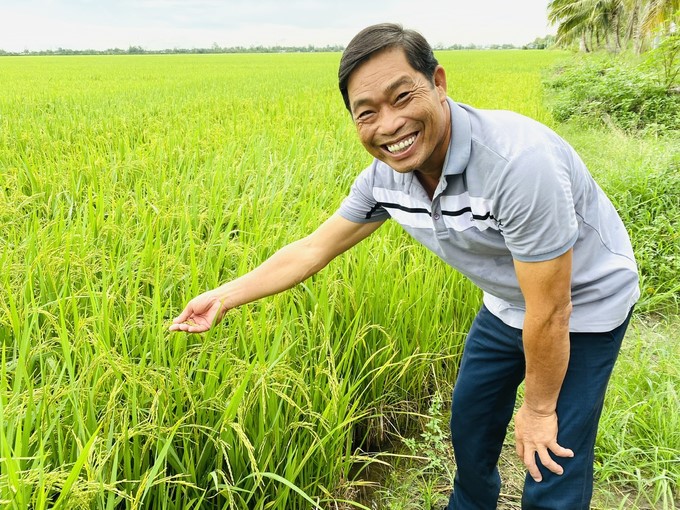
170, 24, 639, 509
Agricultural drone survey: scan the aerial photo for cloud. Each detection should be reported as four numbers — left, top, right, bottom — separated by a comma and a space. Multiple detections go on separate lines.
0, 0, 552, 51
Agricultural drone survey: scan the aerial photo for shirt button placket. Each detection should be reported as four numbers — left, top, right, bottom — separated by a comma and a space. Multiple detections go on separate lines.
432, 199, 447, 239
432, 198, 442, 222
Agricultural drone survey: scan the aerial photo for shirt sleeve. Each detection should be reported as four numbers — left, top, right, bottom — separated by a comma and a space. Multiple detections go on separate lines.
336, 163, 391, 224
494, 146, 579, 262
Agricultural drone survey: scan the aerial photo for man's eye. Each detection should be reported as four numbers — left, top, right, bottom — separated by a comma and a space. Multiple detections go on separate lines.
357, 111, 373, 120
396, 91, 411, 102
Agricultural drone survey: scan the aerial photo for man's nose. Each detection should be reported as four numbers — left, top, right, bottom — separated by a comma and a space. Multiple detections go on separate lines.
378, 107, 405, 136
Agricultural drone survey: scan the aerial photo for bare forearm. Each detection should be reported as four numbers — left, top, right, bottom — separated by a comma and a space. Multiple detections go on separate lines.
212, 238, 329, 309
513, 251, 574, 479
522, 307, 571, 414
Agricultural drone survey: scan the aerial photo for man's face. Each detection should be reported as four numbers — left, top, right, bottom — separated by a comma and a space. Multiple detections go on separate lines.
347, 47, 450, 178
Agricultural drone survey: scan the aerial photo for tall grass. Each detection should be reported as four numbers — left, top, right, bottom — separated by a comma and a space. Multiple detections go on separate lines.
554, 122, 680, 316
596, 319, 680, 509
1, 50, 676, 509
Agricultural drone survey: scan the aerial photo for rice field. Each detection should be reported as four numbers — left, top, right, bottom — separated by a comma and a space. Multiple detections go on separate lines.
0, 50, 677, 509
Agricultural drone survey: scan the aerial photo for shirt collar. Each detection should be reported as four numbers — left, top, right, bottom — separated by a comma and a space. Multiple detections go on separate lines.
442, 98, 472, 176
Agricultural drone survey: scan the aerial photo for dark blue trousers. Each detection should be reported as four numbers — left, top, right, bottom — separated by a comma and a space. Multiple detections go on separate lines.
447, 305, 632, 510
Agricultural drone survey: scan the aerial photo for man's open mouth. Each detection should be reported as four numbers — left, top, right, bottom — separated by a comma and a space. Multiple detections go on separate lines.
385, 134, 417, 154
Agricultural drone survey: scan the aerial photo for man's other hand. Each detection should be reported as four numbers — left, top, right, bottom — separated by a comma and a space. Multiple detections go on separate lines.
514, 403, 574, 482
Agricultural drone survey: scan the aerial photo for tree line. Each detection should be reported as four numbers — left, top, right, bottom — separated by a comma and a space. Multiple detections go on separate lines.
0, 38, 558, 57
0, 44, 344, 57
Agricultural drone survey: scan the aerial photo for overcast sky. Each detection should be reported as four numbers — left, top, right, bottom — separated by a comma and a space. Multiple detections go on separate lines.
0, 0, 554, 52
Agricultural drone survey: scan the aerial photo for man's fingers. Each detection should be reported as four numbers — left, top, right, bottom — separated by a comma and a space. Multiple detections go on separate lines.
168, 322, 190, 332
168, 313, 209, 333
538, 448, 563, 476
523, 443, 574, 481
550, 442, 574, 458
524, 450, 542, 482
169, 297, 224, 333
169, 322, 209, 333
172, 307, 192, 325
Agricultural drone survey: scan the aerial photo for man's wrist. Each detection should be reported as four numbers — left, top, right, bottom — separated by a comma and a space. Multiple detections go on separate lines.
522, 397, 557, 416
213, 285, 233, 310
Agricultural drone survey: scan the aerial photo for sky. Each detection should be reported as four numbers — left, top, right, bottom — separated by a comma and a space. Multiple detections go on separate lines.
0, 0, 554, 52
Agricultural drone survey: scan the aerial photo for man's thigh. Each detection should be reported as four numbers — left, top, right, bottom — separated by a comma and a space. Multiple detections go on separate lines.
451, 306, 526, 453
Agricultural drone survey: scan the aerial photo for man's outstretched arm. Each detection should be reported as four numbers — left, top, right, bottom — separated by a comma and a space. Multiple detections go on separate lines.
169, 213, 384, 333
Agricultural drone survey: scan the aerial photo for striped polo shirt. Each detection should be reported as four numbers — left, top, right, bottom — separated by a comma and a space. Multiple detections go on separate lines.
338, 99, 639, 332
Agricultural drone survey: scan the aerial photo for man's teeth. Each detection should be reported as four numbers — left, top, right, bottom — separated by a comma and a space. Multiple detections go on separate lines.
387, 136, 416, 153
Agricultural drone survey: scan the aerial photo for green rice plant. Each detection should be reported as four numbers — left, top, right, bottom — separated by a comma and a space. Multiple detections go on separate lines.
3, 49, 673, 510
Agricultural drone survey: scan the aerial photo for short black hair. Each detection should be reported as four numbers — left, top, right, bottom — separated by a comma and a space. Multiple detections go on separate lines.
338, 23, 439, 112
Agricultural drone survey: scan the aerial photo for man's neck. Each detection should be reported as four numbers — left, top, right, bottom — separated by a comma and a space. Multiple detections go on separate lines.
415, 170, 441, 201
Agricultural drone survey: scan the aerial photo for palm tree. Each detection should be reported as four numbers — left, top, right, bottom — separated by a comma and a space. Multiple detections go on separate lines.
548, 0, 625, 51
548, 0, 599, 51
548, 0, 679, 52
623, 0, 678, 51
622, 0, 645, 51
593, 0, 626, 51
641, 0, 679, 35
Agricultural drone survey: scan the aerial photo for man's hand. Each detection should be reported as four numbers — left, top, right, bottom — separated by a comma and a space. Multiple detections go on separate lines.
514, 403, 574, 482
168, 289, 228, 333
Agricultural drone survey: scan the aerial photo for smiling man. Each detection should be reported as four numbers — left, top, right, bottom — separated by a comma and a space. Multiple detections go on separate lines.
170, 23, 640, 509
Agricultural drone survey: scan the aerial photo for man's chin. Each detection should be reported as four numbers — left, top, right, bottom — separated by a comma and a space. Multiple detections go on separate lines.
376, 155, 418, 173
390, 166, 416, 174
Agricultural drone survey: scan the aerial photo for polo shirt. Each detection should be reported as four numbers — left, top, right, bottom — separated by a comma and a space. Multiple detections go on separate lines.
337, 98, 639, 332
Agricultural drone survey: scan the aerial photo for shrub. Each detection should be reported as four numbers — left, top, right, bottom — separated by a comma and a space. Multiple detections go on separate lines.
545, 55, 680, 133
642, 33, 680, 92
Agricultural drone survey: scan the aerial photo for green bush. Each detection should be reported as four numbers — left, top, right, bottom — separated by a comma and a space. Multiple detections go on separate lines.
642, 33, 680, 92
545, 55, 680, 133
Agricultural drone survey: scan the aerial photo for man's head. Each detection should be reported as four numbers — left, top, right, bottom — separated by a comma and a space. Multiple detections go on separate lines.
338, 23, 439, 112
339, 24, 451, 178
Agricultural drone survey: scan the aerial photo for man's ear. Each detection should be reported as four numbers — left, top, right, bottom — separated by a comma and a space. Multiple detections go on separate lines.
433, 65, 447, 101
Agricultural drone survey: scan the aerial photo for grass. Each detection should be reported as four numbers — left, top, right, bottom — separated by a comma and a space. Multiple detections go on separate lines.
0, 49, 677, 509
595, 318, 680, 509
